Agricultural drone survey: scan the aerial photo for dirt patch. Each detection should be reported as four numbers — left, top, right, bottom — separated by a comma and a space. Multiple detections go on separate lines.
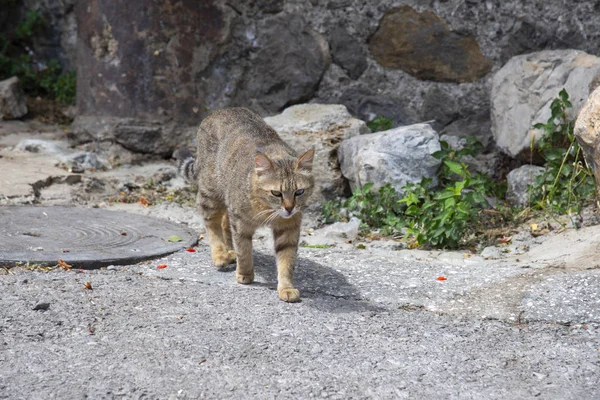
25, 96, 74, 125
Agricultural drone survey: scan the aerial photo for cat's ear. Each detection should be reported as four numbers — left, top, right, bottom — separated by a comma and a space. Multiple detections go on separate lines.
255, 152, 273, 176
296, 148, 315, 172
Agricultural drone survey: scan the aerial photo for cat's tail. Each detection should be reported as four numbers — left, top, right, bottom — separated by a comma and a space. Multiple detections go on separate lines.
172, 147, 197, 184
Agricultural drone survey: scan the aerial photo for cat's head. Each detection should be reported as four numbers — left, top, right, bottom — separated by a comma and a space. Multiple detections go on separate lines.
253, 148, 315, 219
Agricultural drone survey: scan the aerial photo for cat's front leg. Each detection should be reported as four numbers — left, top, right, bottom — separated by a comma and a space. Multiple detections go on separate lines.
272, 223, 301, 303
230, 221, 255, 284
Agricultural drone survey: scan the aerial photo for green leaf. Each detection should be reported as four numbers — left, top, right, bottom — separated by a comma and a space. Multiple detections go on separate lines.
361, 182, 374, 193
444, 160, 464, 175
166, 235, 184, 242
435, 189, 456, 200
301, 244, 331, 249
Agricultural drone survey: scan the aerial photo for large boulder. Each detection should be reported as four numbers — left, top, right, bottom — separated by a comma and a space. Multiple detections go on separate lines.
506, 165, 545, 208
73, 0, 232, 155
235, 14, 330, 113
338, 124, 441, 195
368, 6, 492, 83
264, 104, 368, 204
492, 50, 600, 158
574, 85, 600, 187
0, 77, 27, 120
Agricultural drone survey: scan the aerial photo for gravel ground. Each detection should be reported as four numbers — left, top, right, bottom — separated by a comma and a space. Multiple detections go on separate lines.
1, 240, 599, 399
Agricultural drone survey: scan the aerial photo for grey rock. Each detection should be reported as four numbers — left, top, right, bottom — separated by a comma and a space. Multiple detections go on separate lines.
329, 26, 367, 80
265, 103, 369, 203
491, 50, 600, 158
481, 246, 502, 260
15, 139, 65, 156
235, 14, 330, 113
32, 302, 50, 311
62, 151, 109, 171
338, 123, 441, 195
420, 87, 460, 132
71, 116, 197, 156
320, 217, 361, 241
337, 87, 419, 127
75, 0, 232, 139
506, 165, 545, 208
574, 85, 600, 188
440, 111, 493, 150
0, 77, 27, 120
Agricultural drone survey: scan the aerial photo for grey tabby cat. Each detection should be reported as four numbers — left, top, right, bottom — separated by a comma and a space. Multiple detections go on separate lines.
174, 108, 315, 302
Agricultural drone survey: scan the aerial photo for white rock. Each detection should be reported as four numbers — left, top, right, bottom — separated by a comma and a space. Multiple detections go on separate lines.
320, 217, 361, 241
16, 139, 66, 155
265, 103, 369, 203
481, 246, 502, 260
338, 123, 441, 195
0, 76, 27, 120
492, 50, 600, 158
506, 165, 545, 208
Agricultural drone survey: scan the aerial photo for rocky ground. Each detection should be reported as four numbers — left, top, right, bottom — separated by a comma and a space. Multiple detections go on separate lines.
1, 120, 600, 399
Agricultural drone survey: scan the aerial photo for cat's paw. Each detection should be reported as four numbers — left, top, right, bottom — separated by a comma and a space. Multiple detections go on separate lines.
278, 288, 300, 303
212, 249, 236, 268
236, 271, 254, 284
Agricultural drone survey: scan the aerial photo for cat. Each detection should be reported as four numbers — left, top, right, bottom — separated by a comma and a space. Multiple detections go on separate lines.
173, 108, 315, 303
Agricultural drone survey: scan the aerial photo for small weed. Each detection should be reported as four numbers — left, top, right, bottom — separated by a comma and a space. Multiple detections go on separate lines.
367, 116, 393, 132
301, 244, 331, 249
528, 89, 596, 215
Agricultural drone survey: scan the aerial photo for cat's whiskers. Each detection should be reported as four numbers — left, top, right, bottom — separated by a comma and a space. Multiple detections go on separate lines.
263, 211, 280, 227
253, 208, 274, 221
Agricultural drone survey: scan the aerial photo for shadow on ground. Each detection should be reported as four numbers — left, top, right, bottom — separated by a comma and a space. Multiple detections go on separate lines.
249, 250, 385, 313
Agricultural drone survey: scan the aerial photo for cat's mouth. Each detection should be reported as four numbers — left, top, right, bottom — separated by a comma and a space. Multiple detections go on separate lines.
277, 209, 298, 219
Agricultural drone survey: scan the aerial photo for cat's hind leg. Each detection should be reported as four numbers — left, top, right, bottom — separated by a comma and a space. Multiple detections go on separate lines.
220, 212, 236, 265
199, 199, 233, 269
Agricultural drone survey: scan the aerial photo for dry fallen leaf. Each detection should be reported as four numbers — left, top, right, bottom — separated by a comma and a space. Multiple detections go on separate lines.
157, 264, 167, 269
83, 281, 93, 290
436, 276, 447, 281
139, 197, 150, 207
530, 223, 538, 232
463, 253, 472, 258
58, 259, 72, 271
186, 248, 196, 253
497, 235, 513, 244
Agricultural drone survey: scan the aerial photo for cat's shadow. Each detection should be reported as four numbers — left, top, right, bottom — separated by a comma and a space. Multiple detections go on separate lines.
240, 250, 385, 313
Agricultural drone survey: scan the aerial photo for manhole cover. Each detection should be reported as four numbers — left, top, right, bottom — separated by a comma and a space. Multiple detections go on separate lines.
0, 206, 198, 268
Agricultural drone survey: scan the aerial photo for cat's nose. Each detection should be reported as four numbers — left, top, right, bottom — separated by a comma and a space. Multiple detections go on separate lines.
284, 205, 294, 214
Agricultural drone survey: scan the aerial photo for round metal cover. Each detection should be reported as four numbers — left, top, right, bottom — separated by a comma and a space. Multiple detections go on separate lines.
0, 206, 198, 268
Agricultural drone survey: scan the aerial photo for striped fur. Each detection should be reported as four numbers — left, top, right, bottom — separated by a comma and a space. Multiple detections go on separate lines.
186, 108, 315, 303
172, 147, 197, 184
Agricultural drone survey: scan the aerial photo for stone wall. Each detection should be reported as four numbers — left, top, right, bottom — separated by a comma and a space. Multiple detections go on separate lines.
6, 0, 600, 154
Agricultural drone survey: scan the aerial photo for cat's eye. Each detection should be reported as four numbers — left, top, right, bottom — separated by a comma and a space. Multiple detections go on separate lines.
271, 190, 282, 197
295, 189, 305, 196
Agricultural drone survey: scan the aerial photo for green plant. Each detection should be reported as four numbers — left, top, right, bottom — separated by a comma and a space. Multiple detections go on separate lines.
400, 157, 491, 248
529, 89, 596, 214
323, 137, 503, 248
0, 9, 76, 104
367, 116, 393, 132
323, 182, 402, 235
